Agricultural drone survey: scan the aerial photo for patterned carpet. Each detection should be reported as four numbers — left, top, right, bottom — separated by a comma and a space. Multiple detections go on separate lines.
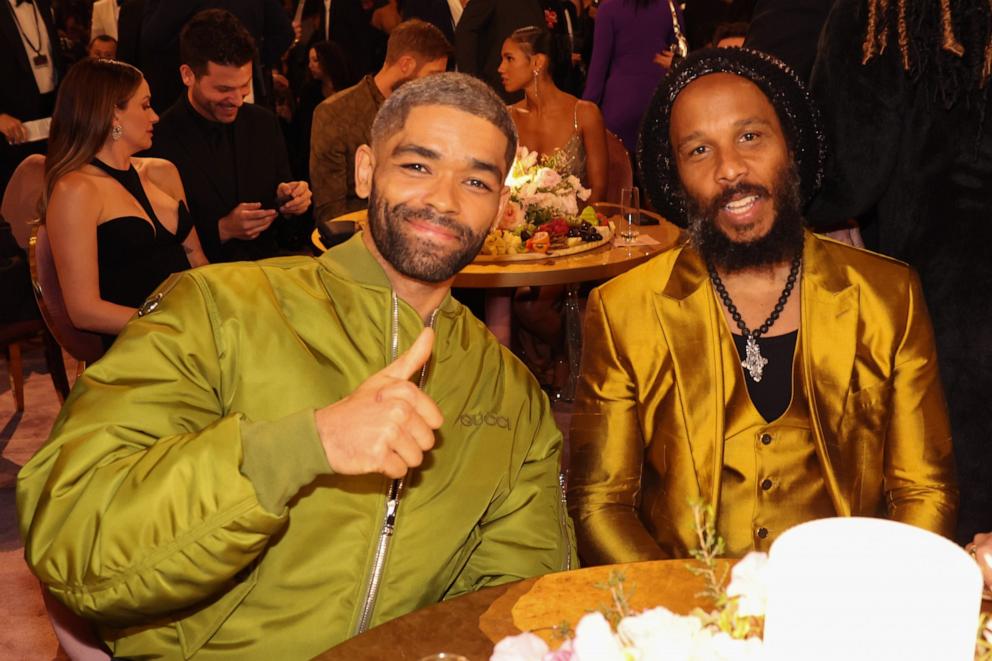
1, 337, 73, 660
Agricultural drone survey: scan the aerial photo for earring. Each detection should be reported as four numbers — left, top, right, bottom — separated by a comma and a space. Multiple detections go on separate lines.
111, 124, 123, 141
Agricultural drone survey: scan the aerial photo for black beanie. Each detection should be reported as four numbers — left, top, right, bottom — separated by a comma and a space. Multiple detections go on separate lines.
637, 47, 826, 228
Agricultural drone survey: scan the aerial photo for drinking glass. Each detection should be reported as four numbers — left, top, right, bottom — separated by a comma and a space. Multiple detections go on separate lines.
619, 186, 640, 241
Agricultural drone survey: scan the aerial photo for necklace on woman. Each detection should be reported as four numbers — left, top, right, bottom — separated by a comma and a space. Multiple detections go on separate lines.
707, 254, 802, 382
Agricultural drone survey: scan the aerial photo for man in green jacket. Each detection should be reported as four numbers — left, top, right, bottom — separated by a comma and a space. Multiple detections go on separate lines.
17, 73, 575, 659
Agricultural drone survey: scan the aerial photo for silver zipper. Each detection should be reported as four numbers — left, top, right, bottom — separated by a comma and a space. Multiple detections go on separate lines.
354, 293, 438, 635
558, 471, 573, 571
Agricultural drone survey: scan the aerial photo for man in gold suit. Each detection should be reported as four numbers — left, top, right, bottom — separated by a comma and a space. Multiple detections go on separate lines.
567, 47, 958, 564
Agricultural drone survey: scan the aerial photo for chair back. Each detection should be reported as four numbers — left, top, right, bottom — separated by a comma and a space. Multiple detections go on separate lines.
604, 130, 634, 205
1, 154, 45, 250
29, 225, 105, 364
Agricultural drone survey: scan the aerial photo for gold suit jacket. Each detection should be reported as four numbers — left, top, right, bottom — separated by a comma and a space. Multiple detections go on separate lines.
568, 232, 958, 564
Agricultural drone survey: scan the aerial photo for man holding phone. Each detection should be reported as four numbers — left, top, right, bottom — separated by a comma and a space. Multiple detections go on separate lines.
151, 9, 312, 263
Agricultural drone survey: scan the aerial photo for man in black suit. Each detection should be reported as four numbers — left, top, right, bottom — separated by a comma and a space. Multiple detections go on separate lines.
136, 0, 293, 112
0, 0, 63, 197
150, 9, 311, 263
454, 0, 543, 102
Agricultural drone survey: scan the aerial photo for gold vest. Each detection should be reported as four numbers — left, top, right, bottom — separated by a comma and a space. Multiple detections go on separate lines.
717, 329, 836, 556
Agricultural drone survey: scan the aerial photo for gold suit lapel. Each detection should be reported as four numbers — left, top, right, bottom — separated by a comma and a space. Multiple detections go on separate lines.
655, 248, 726, 510
800, 233, 859, 516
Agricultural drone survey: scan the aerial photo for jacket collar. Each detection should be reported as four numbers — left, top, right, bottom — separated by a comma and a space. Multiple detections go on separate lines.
316, 232, 458, 316
653, 230, 859, 514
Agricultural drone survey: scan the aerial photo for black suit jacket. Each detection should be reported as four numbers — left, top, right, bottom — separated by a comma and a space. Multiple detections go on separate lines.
745, 0, 834, 80
0, 0, 61, 120
1, 0, 62, 195
149, 97, 293, 263
402, 0, 455, 43
454, 0, 544, 102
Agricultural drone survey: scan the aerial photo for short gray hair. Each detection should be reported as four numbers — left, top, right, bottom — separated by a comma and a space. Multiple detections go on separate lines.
371, 72, 518, 174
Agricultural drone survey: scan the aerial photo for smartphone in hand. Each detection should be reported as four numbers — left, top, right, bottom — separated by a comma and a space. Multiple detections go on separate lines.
268, 192, 294, 212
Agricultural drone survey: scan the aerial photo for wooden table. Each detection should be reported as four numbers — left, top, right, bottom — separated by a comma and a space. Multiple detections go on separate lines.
452, 205, 681, 289
315, 559, 727, 661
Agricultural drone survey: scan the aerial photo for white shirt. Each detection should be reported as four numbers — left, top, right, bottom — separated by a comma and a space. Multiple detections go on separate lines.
7, 0, 55, 94
90, 0, 120, 40
447, 0, 463, 26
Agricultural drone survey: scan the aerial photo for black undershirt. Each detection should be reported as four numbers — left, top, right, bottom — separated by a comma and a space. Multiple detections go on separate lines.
732, 330, 798, 422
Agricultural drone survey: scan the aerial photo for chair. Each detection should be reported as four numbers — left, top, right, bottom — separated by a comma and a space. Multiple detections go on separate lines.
604, 130, 633, 205
1, 153, 45, 250
29, 225, 105, 366
1, 155, 72, 408
0, 318, 69, 410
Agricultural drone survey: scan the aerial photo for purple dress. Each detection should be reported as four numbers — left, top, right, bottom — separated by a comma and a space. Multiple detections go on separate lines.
582, 0, 679, 154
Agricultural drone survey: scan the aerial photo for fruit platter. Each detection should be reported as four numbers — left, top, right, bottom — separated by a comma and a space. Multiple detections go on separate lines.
476, 205, 614, 262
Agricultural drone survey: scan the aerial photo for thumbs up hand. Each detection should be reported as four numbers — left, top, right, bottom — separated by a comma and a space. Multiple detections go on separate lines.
315, 328, 444, 478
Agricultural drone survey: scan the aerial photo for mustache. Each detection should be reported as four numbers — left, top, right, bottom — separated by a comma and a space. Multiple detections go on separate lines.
393, 204, 472, 241
704, 182, 771, 215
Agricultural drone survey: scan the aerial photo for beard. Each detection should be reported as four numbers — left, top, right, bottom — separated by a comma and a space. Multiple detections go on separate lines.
685, 165, 805, 273
366, 184, 488, 283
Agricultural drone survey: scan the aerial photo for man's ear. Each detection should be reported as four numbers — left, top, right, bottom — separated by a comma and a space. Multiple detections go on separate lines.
354, 144, 375, 199
396, 54, 417, 77
179, 64, 196, 88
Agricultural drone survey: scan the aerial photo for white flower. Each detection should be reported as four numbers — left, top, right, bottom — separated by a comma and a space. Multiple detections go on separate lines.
577, 185, 592, 202
571, 612, 626, 660
518, 146, 539, 170
726, 552, 769, 617
693, 632, 764, 661
490, 632, 549, 661
618, 607, 704, 660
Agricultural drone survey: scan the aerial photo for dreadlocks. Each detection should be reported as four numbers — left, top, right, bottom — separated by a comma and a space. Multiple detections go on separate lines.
861, 0, 992, 102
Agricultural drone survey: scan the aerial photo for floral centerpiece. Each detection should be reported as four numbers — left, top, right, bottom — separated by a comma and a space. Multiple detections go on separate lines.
490, 504, 992, 661
481, 146, 607, 257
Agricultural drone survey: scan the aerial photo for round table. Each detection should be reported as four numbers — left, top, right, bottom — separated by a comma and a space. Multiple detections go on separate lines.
452, 205, 682, 289
315, 559, 728, 661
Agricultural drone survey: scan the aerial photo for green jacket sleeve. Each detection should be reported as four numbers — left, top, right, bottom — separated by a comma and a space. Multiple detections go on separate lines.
444, 357, 577, 599
16, 271, 328, 626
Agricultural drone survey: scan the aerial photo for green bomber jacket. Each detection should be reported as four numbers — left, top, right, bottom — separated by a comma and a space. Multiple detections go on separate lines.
17, 234, 576, 659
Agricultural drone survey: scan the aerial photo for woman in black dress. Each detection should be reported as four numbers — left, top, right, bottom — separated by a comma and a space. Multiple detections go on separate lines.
41, 58, 207, 346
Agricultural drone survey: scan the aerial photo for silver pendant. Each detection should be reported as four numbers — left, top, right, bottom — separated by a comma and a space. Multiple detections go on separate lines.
742, 334, 768, 382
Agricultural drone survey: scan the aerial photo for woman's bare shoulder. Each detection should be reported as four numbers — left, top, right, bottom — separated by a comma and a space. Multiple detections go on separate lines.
576, 99, 605, 122
135, 157, 184, 199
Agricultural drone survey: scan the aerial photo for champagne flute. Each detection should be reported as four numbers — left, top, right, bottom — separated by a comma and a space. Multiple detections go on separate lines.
619, 186, 640, 241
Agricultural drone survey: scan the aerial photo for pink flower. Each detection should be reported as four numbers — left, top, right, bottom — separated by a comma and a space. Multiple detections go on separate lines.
534, 167, 562, 189
498, 200, 526, 230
